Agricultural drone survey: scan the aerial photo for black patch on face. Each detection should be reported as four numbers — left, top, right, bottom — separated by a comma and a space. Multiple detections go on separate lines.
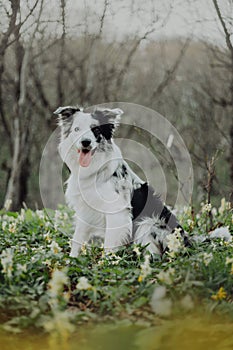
99, 123, 115, 141
91, 125, 102, 143
91, 109, 117, 141
55, 106, 80, 119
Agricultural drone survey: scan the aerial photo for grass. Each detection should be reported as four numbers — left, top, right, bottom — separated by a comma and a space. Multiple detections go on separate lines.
0, 199, 232, 343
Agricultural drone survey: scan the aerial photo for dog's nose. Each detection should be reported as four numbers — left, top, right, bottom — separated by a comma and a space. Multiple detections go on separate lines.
81, 139, 91, 148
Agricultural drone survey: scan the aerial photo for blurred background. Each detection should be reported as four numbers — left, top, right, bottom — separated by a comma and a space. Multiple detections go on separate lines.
0, 0, 232, 210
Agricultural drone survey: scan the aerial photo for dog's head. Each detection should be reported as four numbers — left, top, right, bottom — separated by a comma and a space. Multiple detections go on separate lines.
54, 106, 123, 167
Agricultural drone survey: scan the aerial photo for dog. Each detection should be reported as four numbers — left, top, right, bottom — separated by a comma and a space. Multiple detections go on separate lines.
54, 105, 188, 257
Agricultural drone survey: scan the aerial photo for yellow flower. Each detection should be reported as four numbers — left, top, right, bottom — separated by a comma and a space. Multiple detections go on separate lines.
211, 287, 227, 301
138, 275, 143, 283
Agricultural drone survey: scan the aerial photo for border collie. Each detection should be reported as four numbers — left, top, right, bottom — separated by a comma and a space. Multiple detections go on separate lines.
54, 106, 188, 257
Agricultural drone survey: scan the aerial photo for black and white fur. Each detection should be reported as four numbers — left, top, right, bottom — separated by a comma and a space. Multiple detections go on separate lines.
54, 106, 188, 257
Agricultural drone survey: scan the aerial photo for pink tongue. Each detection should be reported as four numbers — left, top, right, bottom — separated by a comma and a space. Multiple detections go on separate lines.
79, 150, 92, 167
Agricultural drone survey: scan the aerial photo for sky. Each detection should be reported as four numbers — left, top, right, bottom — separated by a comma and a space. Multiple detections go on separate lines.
1, 0, 231, 46
64, 0, 232, 45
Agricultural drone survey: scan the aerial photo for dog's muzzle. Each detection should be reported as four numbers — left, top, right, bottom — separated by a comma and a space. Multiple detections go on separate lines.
78, 141, 97, 167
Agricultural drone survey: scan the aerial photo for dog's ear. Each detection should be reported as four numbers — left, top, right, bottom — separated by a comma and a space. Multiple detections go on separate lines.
54, 106, 80, 120
92, 108, 123, 140
103, 108, 123, 126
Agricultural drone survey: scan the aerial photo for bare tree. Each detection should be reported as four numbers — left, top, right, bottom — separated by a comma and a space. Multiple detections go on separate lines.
2, 0, 44, 210
210, 0, 233, 202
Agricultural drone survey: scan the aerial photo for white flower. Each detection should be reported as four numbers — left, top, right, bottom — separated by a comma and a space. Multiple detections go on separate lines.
210, 227, 232, 242
203, 252, 213, 266
2, 221, 7, 231
187, 219, 194, 228
49, 241, 62, 254
133, 246, 141, 256
36, 210, 46, 220
211, 207, 217, 216
81, 244, 87, 255
139, 255, 152, 280
8, 222, 17, 233
219, 198, 231, 215
226, 257, 233, 265
44, 232, 52, 242
180, 295, 194, 310
201, 202, 212, 214
76, 277, 92, 291
17, 209, 25, 222
17, 263, 27, 273
151, 286, 172, 317
48, 269, 68, 298
166, 229, 182, 257
157, 267, 175, 285
0, 248, 14, 278
54, 210, 61, 222
111, 255, 121, 265
42, 259, 52, 267
183, 206, 192, 216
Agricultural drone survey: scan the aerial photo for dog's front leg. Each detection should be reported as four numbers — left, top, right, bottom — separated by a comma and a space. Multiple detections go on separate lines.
70, 219, 91, 258
104, 210, 132, 253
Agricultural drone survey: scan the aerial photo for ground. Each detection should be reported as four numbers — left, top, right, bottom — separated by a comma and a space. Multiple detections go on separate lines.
0, 200, 232, 349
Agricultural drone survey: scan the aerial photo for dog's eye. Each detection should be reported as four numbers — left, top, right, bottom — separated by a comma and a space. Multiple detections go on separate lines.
74, 127, 80, 132
91, 126, 102, 142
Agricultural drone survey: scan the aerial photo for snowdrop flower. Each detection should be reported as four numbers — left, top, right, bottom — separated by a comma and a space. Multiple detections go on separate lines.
138, 255, 152, 282
210, 227, 232, 242
76, 277, 92, 290
151, 285, 172, 317
0, 248, 14, 278
203, 252, 213, 266
49, 241, 62, 254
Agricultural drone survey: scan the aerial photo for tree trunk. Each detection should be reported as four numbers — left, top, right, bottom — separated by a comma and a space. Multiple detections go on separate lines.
4, 119, 21, 210
4, 119, 31, 211
230, 123, 233, 203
